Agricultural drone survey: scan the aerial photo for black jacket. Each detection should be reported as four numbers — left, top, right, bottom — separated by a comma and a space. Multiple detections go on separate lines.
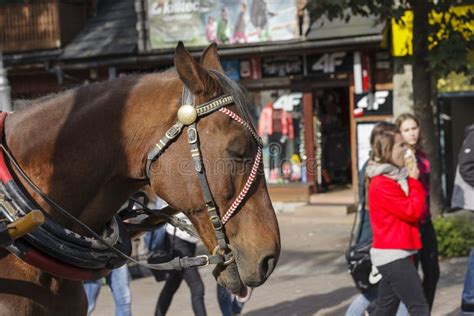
459, 124, 474, 187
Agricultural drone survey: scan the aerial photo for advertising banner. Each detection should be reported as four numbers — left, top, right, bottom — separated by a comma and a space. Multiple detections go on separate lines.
147, 0, 298, 49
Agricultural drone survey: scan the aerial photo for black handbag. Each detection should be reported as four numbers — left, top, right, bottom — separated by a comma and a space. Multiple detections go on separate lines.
345, 240, 379, 293
345, 167, 381, 294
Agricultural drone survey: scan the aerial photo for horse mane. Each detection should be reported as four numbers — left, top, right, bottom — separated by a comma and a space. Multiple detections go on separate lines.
11, 73, 149, 112
209, 70, 258, 135
13, 92, 69, 111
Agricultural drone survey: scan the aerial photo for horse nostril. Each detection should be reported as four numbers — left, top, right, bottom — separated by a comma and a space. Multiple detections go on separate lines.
259, 254, 277, 280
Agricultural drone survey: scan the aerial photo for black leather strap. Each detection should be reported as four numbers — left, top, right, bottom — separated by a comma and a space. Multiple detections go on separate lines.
146, 253, 223, 271
182, 87, 232, 259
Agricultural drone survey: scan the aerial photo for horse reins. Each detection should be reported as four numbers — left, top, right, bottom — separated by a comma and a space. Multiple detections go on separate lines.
145, 84, 263, 267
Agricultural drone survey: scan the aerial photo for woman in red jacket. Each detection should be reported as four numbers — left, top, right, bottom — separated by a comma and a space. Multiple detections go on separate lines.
366, 123, 429, 316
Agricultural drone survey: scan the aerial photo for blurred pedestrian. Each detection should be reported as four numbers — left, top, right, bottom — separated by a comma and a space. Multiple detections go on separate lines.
83, 264, 132, 316
367, 123, 429, 315
451, 124, 474, 315
396, 113, 440, 310
144, 196, 168, 252
155, 213, 206, 316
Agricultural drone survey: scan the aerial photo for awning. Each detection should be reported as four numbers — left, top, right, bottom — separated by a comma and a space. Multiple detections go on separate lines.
60, 0, 137, 60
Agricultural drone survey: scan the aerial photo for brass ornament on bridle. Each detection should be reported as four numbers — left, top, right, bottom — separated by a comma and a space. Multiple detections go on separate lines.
177, 104, 197, 125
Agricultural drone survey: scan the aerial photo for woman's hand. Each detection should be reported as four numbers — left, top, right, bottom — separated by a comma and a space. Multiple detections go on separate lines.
409, 165, 420, 179
405, 149, 419, 179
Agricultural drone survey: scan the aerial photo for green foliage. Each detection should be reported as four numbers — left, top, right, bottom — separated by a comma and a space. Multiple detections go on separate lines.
304, 0, 473, 78
433, 215, 474, 258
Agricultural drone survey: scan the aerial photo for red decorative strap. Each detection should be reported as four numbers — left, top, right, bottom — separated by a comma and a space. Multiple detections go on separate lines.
217, 108, 262, 225
0, 112, 12, 182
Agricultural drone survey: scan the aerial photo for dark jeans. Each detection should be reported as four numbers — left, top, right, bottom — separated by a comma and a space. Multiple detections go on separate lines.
217, 284, 244, 316
374, 257, 429, 316
155, 236, 206, 316
415, 219, 440, 310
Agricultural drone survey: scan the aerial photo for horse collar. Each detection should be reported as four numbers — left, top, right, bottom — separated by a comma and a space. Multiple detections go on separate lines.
0, 112, 130, 281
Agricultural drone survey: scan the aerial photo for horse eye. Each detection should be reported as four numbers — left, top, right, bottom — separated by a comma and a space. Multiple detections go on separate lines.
227, 146, 246, 162
228, 150, 245, 161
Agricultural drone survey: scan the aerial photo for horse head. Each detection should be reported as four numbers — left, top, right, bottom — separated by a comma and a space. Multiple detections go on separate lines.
146, 43, 280, 294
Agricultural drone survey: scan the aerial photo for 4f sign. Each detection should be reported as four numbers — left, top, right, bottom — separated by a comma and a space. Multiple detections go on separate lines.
357, 91, 390, 111
312, 52, 347, 73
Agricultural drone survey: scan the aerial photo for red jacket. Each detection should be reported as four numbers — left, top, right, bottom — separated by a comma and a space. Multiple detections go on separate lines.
368, 175, 426, 250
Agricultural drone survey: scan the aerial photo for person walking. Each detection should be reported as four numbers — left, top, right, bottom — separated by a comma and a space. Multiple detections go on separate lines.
155, 213, 206, 316
345, 122, 408, 316
144, 196, 168, 252
451, 124, 474, 315
396, 113, 440, 310
83, 264, 132, 316
367, 123, 429, 315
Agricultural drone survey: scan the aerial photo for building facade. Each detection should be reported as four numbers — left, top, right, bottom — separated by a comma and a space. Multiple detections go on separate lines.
2, 0, 471, 206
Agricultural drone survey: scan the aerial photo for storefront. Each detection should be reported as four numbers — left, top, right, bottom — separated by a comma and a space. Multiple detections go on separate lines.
5, 0, 392, 202
218, 43, 392, 200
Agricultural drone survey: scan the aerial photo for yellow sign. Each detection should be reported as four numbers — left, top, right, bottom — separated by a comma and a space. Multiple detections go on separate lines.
391, 5, 473, 57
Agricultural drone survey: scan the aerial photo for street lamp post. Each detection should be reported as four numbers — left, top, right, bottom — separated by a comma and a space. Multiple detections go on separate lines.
0, 52, 12, 112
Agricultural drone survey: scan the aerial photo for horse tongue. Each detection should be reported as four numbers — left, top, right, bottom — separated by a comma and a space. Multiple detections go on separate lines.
236, 286, 253, 303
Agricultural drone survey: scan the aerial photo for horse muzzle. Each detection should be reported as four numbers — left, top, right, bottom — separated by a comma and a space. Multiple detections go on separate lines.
213, 247, 278, 295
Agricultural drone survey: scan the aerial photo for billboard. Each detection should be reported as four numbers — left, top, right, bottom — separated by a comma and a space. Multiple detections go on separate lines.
146, 0, 298, 49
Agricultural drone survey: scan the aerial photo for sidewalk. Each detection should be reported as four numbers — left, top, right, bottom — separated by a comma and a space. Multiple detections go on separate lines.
91, 207, 467, 315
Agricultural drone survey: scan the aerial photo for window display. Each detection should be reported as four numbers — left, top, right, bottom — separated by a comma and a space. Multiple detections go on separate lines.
250, 90, 306, 184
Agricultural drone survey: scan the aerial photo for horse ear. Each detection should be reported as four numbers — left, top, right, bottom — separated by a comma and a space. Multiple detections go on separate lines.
174, 41, 211, 95
200, 43, 224, 73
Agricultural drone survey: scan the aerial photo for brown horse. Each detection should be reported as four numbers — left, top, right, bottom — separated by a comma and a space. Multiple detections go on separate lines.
0, 43, 280, 315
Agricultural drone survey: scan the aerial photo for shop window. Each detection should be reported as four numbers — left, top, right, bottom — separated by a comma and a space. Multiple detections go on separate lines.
250, 90, 306, 184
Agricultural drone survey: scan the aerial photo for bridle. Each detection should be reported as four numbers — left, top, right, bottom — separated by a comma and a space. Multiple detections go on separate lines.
145, 83, 263, 267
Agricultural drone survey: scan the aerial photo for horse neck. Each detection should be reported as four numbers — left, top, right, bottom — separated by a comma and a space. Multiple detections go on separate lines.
4, 74, 179, 233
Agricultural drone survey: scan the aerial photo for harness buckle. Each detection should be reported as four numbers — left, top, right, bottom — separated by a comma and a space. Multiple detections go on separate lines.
165, 123, 183, 139
223, 252, 235, 265
187, 127, 198, 144
212, 245, 235, 266
209, 215, 222, 230
196, 254, 210, 267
